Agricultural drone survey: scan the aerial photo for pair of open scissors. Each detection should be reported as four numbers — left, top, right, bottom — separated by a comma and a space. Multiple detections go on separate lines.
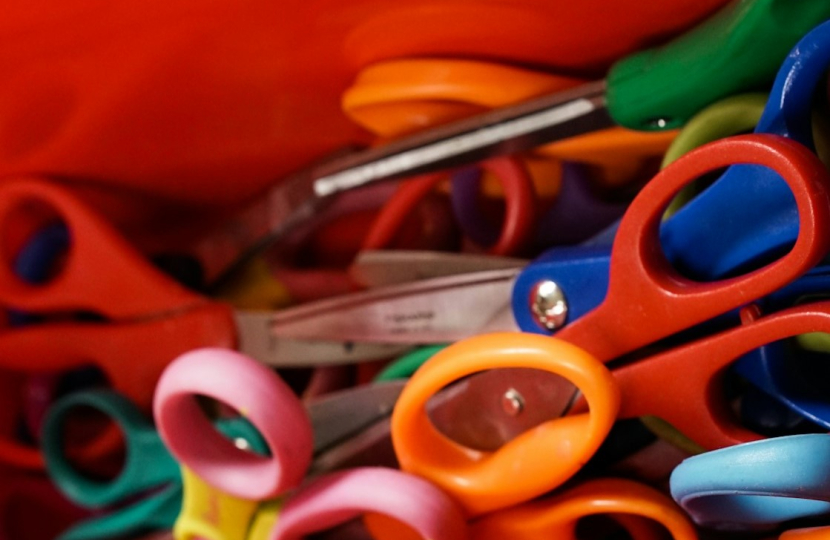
670, 434, 830, 532
153, 348, 467, 540
166, 0, 830, 289
41, 389, 268, 540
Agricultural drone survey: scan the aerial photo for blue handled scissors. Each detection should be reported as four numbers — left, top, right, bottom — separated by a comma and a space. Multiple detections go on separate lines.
514, 17, 830, 334
42, 389, 268, 540
670, 434, 830, 532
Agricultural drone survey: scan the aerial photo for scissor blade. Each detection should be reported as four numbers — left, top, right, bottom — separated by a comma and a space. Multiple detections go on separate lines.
349, 250, 528, 288
194, 83, 609, 286
235, 311, 412, 366
306, 381, 405, 455
426, 368, 579, 451
266, 268, 521, 344
311, 81, 610, 197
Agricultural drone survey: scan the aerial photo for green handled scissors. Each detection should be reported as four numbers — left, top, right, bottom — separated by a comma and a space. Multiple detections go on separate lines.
204, 0, 830, 288
42, 389, 266, 540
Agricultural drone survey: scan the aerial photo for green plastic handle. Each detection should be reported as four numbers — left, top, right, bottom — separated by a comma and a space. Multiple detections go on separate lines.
607, 0, 830, 131
374, 344, 448, 381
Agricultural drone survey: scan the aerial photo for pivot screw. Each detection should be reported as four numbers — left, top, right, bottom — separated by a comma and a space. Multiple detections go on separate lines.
530, 279, 568, 331
501, 388, 525, 416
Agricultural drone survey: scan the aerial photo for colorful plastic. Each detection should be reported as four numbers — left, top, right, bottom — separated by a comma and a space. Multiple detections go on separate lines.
391, 332, 619, 516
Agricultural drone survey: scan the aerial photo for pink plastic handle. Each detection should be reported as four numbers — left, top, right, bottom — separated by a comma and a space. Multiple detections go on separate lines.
153, 348, 313, 500
269, 468, 468, 540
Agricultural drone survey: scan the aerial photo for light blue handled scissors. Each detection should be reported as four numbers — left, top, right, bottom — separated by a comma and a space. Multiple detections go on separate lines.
670, 434, 830, 532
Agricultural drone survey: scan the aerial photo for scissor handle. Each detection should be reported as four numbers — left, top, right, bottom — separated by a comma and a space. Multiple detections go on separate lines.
42, 389, 179, 508
362, 157, 536, 256
558, 134, 830, 362
670, 434, 830, 531
391, 332, 619, 517
616, 300, 830, 450
270, 468, 468, 540
469, 478, 697, 540
781, 527, 830, 540
154, 348, 313, 500
57, 485, 181, 540
0, 177, 203, 317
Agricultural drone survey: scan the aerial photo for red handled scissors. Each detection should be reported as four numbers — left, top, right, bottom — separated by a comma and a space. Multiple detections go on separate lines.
0, 177, 411, 469
390, 134, 830, 515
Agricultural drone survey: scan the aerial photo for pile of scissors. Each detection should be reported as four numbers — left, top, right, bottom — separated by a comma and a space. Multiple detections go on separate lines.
7, 1, 830, 540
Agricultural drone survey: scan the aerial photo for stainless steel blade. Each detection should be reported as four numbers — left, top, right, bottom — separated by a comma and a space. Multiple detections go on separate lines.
349, 250, 527, 288
266, 268, 521, 343
235, 311, 412, 366
306, 381, 406, 455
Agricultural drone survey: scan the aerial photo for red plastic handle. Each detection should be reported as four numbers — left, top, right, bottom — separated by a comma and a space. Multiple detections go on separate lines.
615, 300, 830, 450
363, 156, 536, 256
0, 176, 204, 318
558, 134, 830, 362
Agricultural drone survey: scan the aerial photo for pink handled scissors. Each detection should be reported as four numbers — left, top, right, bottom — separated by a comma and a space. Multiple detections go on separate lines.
153, 348, 467, 540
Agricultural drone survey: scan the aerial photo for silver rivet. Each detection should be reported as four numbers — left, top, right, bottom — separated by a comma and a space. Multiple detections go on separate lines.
646, 117, 669, 129
530, 280, 568, 331
501, 388, 524, 416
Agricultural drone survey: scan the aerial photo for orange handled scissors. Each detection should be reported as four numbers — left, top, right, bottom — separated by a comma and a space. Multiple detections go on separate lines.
469, 478, 697, 540
391, 134, 830, 516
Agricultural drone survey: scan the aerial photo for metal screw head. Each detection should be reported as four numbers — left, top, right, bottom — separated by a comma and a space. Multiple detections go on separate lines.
501, 388, 524, 416
530, 279, 568, 331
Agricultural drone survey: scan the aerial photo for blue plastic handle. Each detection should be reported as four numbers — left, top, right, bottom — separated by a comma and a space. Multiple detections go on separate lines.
670, 434, 830, 531
514, 19, 830, 332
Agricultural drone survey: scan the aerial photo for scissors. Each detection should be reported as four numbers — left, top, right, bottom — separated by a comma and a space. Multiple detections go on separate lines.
266, 134, 830, 347
361, 156, 537, 256
0, 177, 421, 468
343, 56, 676, 187
670, 434, 830, 532
391, 298, 830, 518
387, 135, 830, 513
41, 388, 268, 540
159, 0, 830, 288
468, 477, 697, 540
153, 348, 468, 540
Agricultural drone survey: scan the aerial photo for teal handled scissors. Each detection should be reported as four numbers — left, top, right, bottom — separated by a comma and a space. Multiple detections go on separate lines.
172, 0, 830, 288
41, 389, 268, 540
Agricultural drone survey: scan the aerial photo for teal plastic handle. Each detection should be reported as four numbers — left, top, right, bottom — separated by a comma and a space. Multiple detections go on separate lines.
607, 0, 830, 131
43, 389, 180, 508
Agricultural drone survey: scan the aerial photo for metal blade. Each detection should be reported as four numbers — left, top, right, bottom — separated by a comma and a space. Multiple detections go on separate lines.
349, 250, 527, 288
235, 311, 412, 366
266, 268, 520, 343
306, 381, 406, 455
426, 368, 580, 451
311, 81, 610, 196
196, 82, 609, 286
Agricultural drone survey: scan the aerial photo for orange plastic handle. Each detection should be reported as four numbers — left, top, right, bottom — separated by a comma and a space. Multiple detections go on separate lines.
468, 478, 698, 540
362, 156, 536, 256
391, 332, 619, 516
780, 526, 830, 539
